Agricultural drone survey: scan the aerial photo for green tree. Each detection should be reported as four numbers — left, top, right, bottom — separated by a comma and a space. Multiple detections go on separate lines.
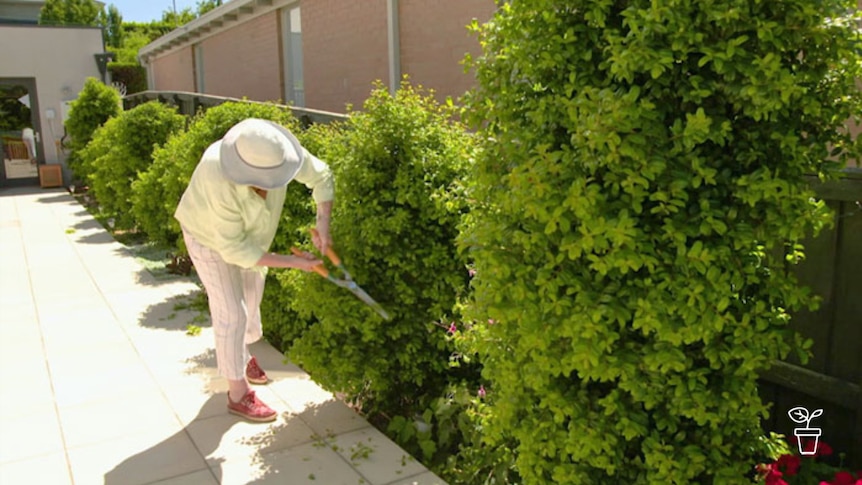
100, 4, 125, 49
39, 0, 100, 26
111, 21, 176, 64
460, 0, 861, 483
161, 7, 195, 27
196, 0, 222, 16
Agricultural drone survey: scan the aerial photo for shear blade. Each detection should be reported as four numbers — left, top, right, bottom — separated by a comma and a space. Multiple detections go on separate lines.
349, 285, 391, 320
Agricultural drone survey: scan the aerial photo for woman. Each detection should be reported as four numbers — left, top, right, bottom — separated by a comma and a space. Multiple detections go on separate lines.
175, 118, 334, 422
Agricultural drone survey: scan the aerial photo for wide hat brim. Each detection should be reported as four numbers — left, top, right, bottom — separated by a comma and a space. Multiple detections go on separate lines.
219, 120, 305, 190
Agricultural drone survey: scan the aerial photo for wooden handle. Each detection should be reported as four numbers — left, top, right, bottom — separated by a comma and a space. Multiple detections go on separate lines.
310, 264, 329, 278
291, 247, 329, 278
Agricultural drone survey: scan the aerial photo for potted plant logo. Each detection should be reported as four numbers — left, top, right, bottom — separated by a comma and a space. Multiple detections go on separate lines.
788, 406, 823, 455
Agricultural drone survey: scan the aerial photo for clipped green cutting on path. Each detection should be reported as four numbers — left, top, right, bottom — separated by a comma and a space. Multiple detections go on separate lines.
460, 0, 861, 483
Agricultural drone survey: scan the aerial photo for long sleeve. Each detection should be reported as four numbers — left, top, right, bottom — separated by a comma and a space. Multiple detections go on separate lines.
293, 149, 335, 203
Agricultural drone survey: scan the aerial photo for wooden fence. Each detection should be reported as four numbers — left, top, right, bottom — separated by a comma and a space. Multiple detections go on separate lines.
759, 169, 862, 467
127, 90, 860, 466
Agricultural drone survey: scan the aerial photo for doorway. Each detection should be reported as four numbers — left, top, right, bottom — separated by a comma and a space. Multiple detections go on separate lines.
1, 78, 42, 188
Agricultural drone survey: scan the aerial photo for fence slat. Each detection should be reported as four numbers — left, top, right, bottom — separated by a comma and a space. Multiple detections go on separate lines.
759, 361, 861, 409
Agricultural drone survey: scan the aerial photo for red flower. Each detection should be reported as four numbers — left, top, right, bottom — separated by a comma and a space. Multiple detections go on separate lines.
761, 464, 788, 485
775, 454, 801, 476
817, 441, 833, 457
830, 471, 857, 485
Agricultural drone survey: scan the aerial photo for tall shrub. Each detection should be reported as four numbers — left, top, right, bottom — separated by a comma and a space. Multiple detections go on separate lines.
288, 82, 477, 419
460, 1, 861, 483
65, 77, 122, 183
108, 63, 148, 94
130, 101, 298, 249
83, 102, 185, 230
261, 120, 345, 350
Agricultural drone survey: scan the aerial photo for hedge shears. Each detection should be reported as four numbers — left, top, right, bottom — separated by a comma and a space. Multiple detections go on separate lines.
292, 230, 391, 321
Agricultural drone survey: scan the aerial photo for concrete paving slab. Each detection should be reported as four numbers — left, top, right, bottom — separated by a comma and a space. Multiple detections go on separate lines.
328, 426, 426, 485
0, 451, 73, 485
0, 187, 447, 485
68, 427, 209, 485
213, 440, 368, 485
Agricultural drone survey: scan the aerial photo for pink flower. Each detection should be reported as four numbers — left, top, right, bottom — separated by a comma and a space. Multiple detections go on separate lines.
477, 385, 486, 398
447, 322, 457, 335
487, 319, 496, 325
468, 268, 477, 277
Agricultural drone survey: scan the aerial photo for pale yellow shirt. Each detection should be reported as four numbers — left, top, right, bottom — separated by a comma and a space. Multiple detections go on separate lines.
175, 140, 334, 269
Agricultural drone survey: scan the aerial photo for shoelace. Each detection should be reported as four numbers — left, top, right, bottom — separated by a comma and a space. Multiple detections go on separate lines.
248, 359, 265, 377
240, 391, 260, 408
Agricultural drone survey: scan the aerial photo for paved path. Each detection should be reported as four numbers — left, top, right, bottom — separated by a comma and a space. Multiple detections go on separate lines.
0, 187, 445, 485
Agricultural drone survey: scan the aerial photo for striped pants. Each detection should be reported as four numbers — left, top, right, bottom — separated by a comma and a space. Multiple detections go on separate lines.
182, 228, 264, 381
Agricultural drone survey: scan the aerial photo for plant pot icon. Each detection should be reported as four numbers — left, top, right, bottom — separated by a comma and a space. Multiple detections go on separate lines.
788, 406, 824, 456
794, 427, 821, 455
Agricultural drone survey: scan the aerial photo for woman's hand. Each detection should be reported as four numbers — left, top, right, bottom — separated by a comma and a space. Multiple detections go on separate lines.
290, 251, 323, 272
312, 226, 331, 255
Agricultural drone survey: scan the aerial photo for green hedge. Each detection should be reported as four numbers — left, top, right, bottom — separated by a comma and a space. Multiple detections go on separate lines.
65, 77, 122, 183
82, 102, 186, 230
284, 81, 478, 425
459, 0, 861, 483
108, 62, 147, 94
260, 120, 345, 350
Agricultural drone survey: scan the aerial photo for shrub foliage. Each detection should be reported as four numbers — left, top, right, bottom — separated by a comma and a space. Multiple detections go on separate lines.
108, 63, 148, 94
83, 101, 186, 230
65, 77, 122, 183
287, 82, 477, 420
460, 0, 861, 483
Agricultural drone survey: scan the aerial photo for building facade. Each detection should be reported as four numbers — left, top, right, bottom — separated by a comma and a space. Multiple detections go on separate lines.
138, 0, 496, 114
0, 0, 107, 187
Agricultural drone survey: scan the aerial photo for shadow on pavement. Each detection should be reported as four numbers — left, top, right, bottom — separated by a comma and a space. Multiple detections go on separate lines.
36, 192, 72, 203
73, 231, 117, 245
103, 394, 227, 485
102, 396, 332, 485
0, 187, 65, 199
138, 289, 211, 332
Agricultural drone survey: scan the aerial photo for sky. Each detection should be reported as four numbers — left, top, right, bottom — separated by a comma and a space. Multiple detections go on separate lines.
103, 0, 201, 23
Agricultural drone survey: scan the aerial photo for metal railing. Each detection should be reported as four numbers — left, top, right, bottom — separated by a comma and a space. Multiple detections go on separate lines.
123, 91, 349, 126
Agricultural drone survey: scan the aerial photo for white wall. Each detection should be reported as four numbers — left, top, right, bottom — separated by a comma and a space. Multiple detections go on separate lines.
0, 24, 104, 173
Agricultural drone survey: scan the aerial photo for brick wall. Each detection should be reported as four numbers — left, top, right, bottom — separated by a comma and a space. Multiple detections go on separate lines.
200, 12, 282, 102
302, 0, 389, 113
151, 47, 195, 92
399, 0, 496, 104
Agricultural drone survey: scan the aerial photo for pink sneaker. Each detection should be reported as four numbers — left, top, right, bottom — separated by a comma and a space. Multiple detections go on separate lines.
246, 356, 268, 385
227, 390, 277, 422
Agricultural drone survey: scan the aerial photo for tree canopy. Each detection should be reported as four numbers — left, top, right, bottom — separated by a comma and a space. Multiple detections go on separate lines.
39, 0, 101, 26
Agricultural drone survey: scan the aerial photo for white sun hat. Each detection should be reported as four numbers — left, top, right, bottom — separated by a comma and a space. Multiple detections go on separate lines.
219, 118, 305, 189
